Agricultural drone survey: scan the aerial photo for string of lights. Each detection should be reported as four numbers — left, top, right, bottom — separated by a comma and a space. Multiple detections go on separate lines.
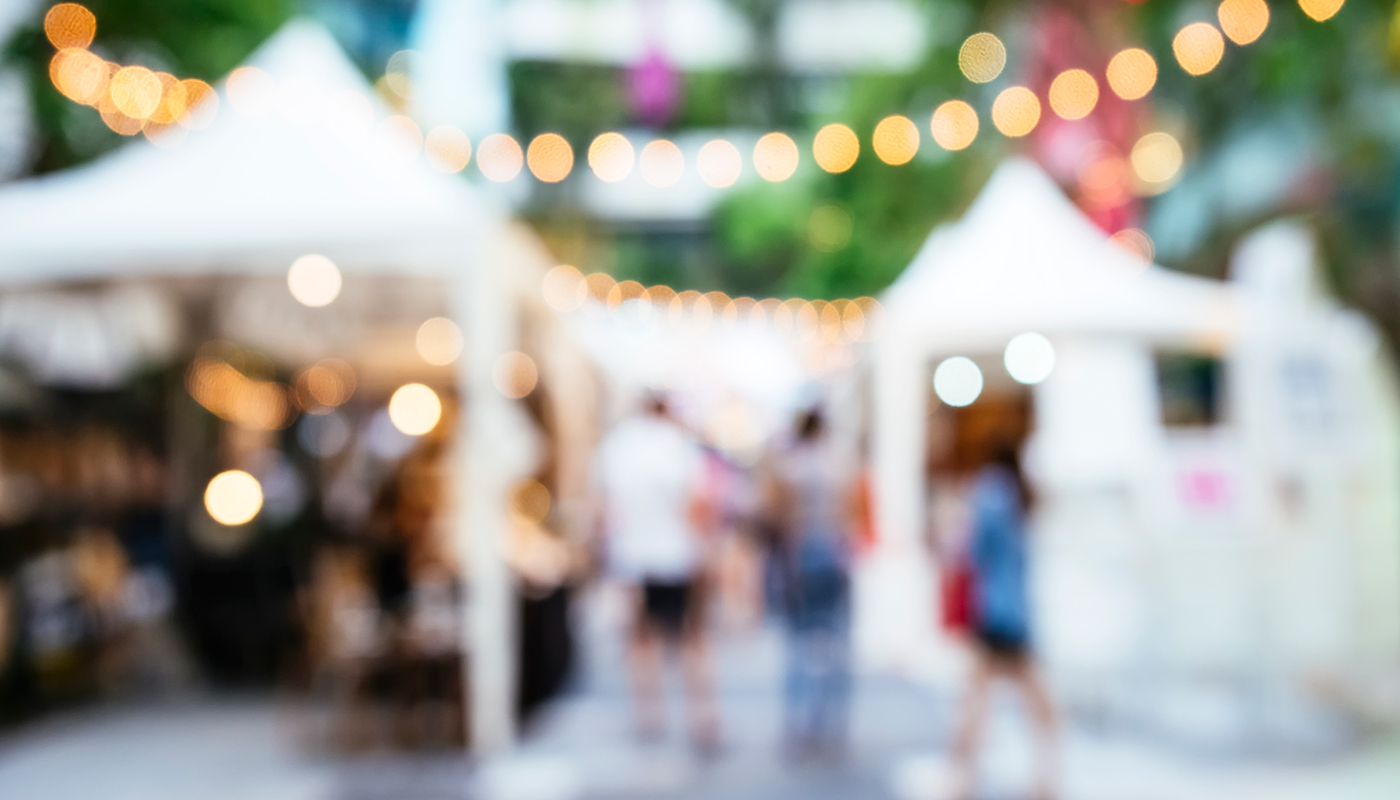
41, 1, 1343, 183
38, 0, 1344, 320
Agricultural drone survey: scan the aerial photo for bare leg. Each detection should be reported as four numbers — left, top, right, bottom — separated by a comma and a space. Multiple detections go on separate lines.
629, 608, 666, 738
1012, 663, 1058, 800
680, 628, 720, 752
951, 654, 994, 800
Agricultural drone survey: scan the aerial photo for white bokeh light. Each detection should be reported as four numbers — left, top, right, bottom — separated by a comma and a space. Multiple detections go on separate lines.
1004, 332, 1056, 384
933, 356, 983, 407
287, 254, 342, 307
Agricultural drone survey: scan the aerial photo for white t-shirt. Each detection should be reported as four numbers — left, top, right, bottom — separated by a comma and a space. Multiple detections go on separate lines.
595, 415, 706, 582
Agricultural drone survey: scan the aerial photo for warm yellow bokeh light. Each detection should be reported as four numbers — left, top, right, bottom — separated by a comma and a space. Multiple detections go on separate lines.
640, 139, 684, 187
753, 132, 799, 182
295, 360, 356, 410
416, 317, 464, 366
45, 3, 95, 50
287, 254, 342, 307
873, 115, 919, 165
543, 265, 588, 312
1106, 48, 1157, 101
425, 125, 471, 173
50, 48, 108, 105
384, 50, 418, 98
813, 124, 859, 173
147, 73, 187, 125
510, 479, 552, 524
478, 133, 523, 182
1131, 132, 1184, 191
585, 272, 615, 301
98, 92, 144, 136
1298, 0, 1345, 22
178, 79, 218, 129
493, 352, 538, 399
959, 32, 1006, 84
109, 66, 162, 119
1173, 23, 1225, 76
528, 133, 574, 183
205, 470, 263, 526
930, 100, 979, 151
1218, 0, 1269, 44
992, 86, 1041, 138
389, 383, 443, 435
697, 139, 742, 188
1049, 69, 1099, 121
589, 132, 635, 182
606, 280, 648, 311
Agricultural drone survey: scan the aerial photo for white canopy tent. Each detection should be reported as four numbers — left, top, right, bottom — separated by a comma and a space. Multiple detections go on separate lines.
865, 158, 1239, 677
868, 159, 1400, 744
0, 20, 548, 751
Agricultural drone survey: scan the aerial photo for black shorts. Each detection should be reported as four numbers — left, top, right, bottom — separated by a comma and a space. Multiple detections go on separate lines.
976, 627, 1030, 662
642, 580, 694, 634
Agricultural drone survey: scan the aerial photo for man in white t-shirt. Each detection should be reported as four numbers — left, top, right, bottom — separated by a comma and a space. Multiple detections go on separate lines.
594, 393, 719, 751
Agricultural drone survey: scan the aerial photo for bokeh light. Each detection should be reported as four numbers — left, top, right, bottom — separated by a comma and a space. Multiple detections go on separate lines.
1004, 333, 1056, 384
50, 49, 108, 105
528, 133, 574, 183
295, 360, 356, 410
585, 272, 615, 302
389, 383, 443, 435
493, 352, 538, 399
44, 3, 95, 50
98, 89, 144, 136
873, 115, 920, 165
178, 79, 218, 129
1131, 132, 1184, 191
934, 356, 983, 407
425, 125, 471, 173
1106, 48, 1158, 100
543, 265, 588, 312
607, 280, 648, 311
416, 317, 464, 366
1298, 0, 1345, 22
698, 139, 742, 188
1110, 228, 1156, 264
187, 356, 295, 430
640, 139, 684, 187
959, 32, 1006, 83
478, 133, 523, 182
813, 124, 859, 173
809, 204, 853, 252
147, 73, 187, 125
754, 132, 799, 182
841, 300, 865, 340
204, 470, 263, 526
589, 132, 635, 182
1173, 23, 1225, 76
1218, 0, 1269, 44
227, 66, 276, 118
1049, 69, 1099, 120
287, 254, 342, 308
109, 66, 162, 119
385, 50, 419, 98
931, 100, 978, 151
992, 86, 1041, 138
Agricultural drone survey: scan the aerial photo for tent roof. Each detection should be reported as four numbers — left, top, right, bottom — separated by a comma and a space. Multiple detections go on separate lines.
0, 20, 496, 284
882, 158, 1236, 350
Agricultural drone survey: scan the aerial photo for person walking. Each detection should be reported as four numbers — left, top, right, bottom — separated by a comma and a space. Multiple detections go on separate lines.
764, 406, 858, 760
950, 445, 1057, 800
594, 393, 720, 752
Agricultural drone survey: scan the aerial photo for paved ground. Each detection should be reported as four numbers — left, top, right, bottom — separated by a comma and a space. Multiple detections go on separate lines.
2, 588, 1399, 800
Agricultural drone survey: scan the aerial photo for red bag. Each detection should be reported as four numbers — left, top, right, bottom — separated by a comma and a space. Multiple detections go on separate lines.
940, 559, 977, 633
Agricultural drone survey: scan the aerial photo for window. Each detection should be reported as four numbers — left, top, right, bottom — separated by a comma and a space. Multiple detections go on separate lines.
1156, 352, 1223, 427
